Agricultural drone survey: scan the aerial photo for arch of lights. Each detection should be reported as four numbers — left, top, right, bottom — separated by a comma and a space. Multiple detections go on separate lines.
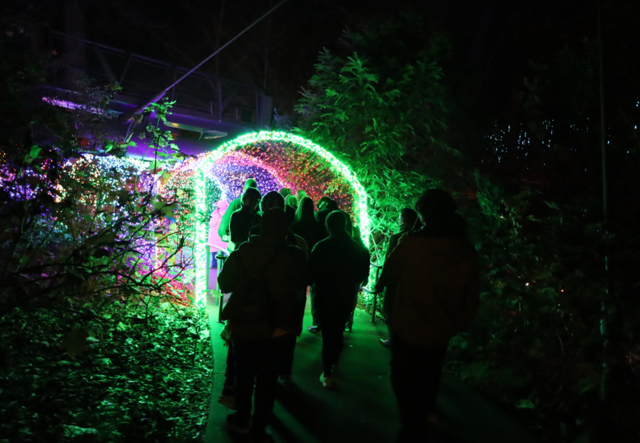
161, 131, 371, 303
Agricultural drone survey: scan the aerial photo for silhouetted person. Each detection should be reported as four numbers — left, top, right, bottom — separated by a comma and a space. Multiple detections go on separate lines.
315, 196, 338, 235
309, 211, 370, 388
377, 208, 419, 347
219, 178, 258, 242
307, 197, 340, 334
278, 187, 292, 199
260, 191, 309, 380
261, 191, 308, 258
229, 187, 261, 252
292, 196, 324, 252
285, 194, 298, 222
342, 210, 370, 333
219, 208, 307, 442
381, 189, 479, 442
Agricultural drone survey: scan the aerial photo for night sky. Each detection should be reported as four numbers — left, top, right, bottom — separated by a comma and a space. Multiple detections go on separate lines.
17, 0, 640, 119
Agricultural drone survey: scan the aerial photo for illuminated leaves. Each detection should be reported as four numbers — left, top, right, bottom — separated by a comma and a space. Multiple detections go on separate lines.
59, 329, 89, 359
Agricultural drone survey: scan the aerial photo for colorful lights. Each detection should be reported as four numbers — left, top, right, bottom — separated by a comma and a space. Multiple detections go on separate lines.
167, 131, 371, 303
38, 132, 370, 305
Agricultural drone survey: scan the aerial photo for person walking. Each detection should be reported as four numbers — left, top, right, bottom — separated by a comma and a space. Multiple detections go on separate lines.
314, 196, 338, 234
376, 208, 419, 347
219, 178, 258, 242
218, 208, 307, 443
292, 197, 325, 335
260, 191, 308, 381
342, 211, 370, 333
229, 187, 261, 252
309, 211, 370, 388
292, 196, 324, 255
380, 189, 479, 442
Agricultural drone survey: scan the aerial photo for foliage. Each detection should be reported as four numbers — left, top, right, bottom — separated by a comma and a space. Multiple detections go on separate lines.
296, 11, 640, 442
0, 302, 212, 442
0, 22, 210, 441
295, 14, 453, 262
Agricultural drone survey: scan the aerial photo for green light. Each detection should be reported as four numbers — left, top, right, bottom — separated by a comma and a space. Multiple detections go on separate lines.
192, 131, 370, 303
194, 168, 209, 304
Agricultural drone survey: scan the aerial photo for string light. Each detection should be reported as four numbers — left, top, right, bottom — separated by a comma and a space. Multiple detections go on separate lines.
184, 131, 371, 303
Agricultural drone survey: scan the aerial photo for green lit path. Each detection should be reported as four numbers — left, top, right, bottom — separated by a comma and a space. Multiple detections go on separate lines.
204, 293, 538, 443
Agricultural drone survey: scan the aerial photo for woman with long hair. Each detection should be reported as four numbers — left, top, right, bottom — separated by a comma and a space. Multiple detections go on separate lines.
292, 197, 324, 251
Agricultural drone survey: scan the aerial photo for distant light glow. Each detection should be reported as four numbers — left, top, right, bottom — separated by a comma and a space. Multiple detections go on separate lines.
42, 97, 119, 115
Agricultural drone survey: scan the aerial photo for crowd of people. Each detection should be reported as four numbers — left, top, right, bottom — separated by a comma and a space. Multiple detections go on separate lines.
215, 178, 480, 443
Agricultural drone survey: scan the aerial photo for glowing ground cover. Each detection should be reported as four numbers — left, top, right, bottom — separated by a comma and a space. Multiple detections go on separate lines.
161, 131, 370, 303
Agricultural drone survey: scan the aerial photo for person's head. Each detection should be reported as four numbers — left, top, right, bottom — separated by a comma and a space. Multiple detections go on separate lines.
317, 196, 332, 211
296, 189, 307, 200
399, 208, 419, 230
318, 196, 338, 211
294, 196, 315, 223
261, 190, 285, 212
325, 210, 347, 237
286, 195, 298, 209
261, 208, 290, 240
244, 178, 258, 191
279, 187, 292, 199
414, 189, 457, 226
242, 187, 262, 211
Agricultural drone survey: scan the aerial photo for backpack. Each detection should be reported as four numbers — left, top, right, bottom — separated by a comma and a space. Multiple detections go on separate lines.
220, 246, 287, 339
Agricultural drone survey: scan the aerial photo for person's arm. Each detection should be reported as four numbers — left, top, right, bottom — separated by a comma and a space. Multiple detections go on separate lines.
294, 234, 309, 260
308, 242, 324, 285
377, 239, 407, 293
217, 249, 243, 293
230, 211, 248, 245
385, 234, 399, 259
218, 199, 237, 240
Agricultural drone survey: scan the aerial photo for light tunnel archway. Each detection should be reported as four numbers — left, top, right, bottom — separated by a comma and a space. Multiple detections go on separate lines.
164, 131, 371, 303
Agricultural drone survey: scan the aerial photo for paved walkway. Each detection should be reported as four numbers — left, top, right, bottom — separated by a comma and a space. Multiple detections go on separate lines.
204, 293, 538, 443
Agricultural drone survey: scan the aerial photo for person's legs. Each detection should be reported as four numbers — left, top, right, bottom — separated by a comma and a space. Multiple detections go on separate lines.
279, 333, 297, 378
224, 343, 235, 388
230, 337, 260, 426
309, 285, 321, 331
344, 290, 358, 331
218, 343, 237, 409
390, 332, 446, 442
253, 335, 288, 435
344, 307, 355, 332
318, 307, 350, 376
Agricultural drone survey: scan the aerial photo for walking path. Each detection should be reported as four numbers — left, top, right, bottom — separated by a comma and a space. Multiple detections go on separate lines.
204, 293, 538, 443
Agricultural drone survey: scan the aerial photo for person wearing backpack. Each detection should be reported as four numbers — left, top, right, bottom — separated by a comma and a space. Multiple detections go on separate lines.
218, 208, 307, 443
309, 210, 370, 389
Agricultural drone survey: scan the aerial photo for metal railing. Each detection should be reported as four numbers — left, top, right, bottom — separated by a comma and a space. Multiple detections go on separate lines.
46, 30, 267, 126
361, 262, 383, 322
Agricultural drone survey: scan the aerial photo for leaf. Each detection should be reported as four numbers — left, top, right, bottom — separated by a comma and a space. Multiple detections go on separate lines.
516, 399, 536, 409
59, 329, 89, 358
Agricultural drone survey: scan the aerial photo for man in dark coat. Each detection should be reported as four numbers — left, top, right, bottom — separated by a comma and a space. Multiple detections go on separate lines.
218, 178, 258, 242
229, 187, 261, 251
309, 211, 369, 388
381, 190, 479, 442
218, 208, 307, 442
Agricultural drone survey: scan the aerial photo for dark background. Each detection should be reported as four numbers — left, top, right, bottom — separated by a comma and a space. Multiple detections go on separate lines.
29, 0, 619, 115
